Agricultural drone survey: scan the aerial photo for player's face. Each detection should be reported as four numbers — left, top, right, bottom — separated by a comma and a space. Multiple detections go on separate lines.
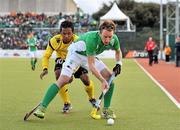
61, 28, 73, 43
100, 30, 114, 45
149, 37, 152, 41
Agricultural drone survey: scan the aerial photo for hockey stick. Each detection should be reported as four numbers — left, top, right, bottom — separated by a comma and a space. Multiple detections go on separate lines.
95, 73, 115, 109
23, 103, 40, 121
90, 73, 116, 119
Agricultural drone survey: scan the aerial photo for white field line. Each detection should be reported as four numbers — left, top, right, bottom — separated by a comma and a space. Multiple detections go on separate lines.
134, 59, 180, 109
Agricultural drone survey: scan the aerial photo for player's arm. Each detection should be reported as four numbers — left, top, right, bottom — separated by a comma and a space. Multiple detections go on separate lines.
144, 42, 148, 51
85, 36, 108, 90
26, 39, 30, 48
152, 41, 156, 50
113, 35, 122, 76
113, 49, 122, 76
87, 56, 108, 90
35, 39, 40, 47
40, 41, 54, 79
115, 49, 122, 64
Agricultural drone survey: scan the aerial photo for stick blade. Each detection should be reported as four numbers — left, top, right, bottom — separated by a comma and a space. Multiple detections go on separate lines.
24, 113, 30, 121
23, 103, 40, 121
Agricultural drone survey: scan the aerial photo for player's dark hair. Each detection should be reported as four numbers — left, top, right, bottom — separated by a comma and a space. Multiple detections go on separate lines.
60, 20, 74, 32
99, 20, 116, 33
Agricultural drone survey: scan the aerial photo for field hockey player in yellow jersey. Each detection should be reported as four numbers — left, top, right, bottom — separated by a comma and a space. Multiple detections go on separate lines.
40, 20, 96, 113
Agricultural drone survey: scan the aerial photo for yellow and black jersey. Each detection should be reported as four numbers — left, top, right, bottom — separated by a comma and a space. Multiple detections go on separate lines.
42, 34, 78, 69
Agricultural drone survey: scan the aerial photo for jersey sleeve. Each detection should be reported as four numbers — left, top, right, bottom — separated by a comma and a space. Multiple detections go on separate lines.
85, 36, 96, 56
42, 40, 54, 70
26, 39, 30, 46
73, 34, 79, 42
34, 37, 38, 45
113, 34, 120, 50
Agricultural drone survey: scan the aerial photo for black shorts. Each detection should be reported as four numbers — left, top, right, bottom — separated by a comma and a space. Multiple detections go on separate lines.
54, 58, 65, 71
54, 58, 88, 78
74, 66, 88, 78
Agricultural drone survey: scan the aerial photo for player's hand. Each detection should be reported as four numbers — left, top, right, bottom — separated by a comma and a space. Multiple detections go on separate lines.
101, 79, 109, 91
113, 64, 121, 76
40, 68, 48, 79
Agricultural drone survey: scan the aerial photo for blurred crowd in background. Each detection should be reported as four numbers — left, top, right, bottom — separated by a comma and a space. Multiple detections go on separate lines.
0, 12, 98, 49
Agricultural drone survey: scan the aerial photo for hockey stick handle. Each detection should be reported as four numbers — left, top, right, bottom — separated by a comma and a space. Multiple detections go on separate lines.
95, 73, 116, 108
102, 73, 115, 95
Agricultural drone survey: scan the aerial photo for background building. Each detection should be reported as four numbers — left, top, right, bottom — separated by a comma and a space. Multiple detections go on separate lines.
0, 0, 77, 15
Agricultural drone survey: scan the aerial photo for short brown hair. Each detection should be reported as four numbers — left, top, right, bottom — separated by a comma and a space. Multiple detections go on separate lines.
99, 20, 116, 32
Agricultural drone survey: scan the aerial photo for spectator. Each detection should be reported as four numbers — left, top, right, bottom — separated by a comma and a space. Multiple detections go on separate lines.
0, 12, 98, 50
144, 37, 155, 66
164, 45, 171, 62
153, 44, 159, 64
175, 37, 180, 67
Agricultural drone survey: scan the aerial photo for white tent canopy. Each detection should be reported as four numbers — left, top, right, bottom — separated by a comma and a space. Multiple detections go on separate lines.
100, 3, 135, 32
100, 3, 128, 21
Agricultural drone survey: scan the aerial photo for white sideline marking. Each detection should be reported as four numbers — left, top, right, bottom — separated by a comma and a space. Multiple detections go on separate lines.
134, 59, 180, 109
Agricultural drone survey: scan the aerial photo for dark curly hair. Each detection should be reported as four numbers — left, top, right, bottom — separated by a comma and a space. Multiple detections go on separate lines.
60, 20, 74, 32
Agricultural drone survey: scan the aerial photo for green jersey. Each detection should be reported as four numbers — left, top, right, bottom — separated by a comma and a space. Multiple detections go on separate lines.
75, 31, 120, 56
27, 37, 38, 52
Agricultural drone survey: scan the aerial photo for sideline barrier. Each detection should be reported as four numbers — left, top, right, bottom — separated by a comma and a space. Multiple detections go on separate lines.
125, 50, 148, 58
0, 50, 46, 58
125, 50, 165, 59
0, 50, 165, 59
0, 50, 115, 59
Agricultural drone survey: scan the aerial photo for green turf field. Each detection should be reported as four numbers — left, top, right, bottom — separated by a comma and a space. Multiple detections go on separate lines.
0, 58, 179, 130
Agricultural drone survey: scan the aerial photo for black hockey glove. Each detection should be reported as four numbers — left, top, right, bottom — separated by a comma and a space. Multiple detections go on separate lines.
113, 64, 121, 76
